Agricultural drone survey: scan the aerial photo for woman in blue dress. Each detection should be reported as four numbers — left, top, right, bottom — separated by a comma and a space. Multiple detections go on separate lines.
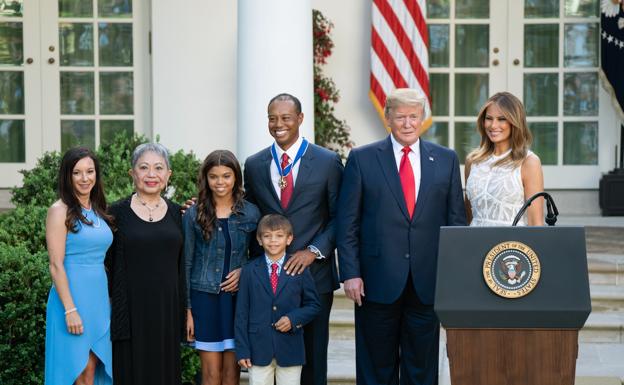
44, 147, 114, 385
184, 150, 260, 385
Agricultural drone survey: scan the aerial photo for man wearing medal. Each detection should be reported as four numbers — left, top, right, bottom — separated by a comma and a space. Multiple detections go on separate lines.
243, 93, 344, 385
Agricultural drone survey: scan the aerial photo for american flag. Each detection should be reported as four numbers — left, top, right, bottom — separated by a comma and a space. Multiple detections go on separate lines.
370, 0, 431, 128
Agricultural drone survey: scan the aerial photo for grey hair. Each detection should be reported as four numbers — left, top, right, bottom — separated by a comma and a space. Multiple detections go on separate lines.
383, 88, 431, 120
131, 143, 171, 169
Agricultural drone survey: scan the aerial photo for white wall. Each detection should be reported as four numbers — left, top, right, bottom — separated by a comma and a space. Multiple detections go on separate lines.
312, 0, 388, 148
151, 1, 238, 159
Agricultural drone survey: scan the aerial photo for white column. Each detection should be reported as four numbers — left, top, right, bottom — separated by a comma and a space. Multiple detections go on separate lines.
237, 0, 314, 161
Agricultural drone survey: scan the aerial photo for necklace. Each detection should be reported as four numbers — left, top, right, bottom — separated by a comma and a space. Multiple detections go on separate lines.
82, 206, 101, 228
135, 193, 162, 222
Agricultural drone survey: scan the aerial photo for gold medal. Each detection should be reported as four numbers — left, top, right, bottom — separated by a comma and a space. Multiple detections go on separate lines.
278, 176, 288, 190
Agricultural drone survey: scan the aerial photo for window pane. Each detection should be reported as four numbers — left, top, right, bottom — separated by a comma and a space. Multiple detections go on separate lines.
59, 0, 93, 17
98, 0, 132, 18
454, 122, 480, 164
564, 0, 599, 17
61, 120, 95, 151
427, 0, 449, 18
430, 73, 449, 116
564, 72, 598, 116
0, 22, 23, 66
428, 25, 449, 67
525, 0, 558, 18
524, 73, 558, 116
455, 25, 489, 67
0, 0, 23, 17
60, 72, 95, 115
564, 23, 598, 68
99, 23, 133, 66
100, 120, 133, 144
0, 119, 25, 162
525, 24, 559, 67
455, 73, 488, 116
455, 0, 489, 18
100, 72, 133, 114
0, 71, 24, 114
529, 122, 557, 165
422, 121, 448, 147
563, 122, 598, 165
59, 23, 94, 67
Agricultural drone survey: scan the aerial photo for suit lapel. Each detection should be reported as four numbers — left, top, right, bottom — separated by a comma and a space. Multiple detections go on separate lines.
252, 257, 274, 297
377, 136, 410, 221
260, 148, 284, 214
286, 146, 314, 212
412, 140, 436, 222
274, 256, 291, 297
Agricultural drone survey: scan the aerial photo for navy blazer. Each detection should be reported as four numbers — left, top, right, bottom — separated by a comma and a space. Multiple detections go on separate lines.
244, 142, 344, 294
336, 136, 467, 305
235, 256, 320, 367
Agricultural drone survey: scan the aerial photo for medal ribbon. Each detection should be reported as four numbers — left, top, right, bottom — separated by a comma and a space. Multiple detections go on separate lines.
271, 138, 309, 179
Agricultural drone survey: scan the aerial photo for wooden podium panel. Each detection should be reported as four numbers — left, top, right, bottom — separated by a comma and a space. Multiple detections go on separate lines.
446, 329, 578, 385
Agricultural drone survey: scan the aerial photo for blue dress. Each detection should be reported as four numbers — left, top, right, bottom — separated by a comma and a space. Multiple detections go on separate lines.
45, 208, 113, 385
191, 218, 236, 351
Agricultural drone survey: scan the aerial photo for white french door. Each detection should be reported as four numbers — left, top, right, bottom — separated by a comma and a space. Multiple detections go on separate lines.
0, 0, 150, 187
424, 0, 613, 189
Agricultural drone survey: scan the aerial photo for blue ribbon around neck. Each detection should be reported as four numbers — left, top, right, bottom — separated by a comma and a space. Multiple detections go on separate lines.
271, 138, 309, 178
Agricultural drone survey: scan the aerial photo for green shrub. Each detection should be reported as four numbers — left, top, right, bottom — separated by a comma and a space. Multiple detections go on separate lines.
0, 243, 50, 385
0, 206, 48, 254
181, 345, 201, 384
10, 152, 60, 208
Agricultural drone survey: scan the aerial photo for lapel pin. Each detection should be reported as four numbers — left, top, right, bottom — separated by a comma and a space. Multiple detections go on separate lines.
429, 156, 434, 161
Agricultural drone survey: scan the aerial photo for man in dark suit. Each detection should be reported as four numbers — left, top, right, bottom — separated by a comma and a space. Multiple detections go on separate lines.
337, 88, 467, 385
244, 93, 344, 385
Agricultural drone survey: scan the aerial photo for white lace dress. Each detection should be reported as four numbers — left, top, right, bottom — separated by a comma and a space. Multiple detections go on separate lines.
466, 150, 530, 226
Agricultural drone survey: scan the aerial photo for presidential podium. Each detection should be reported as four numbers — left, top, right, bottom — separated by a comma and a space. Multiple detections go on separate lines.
435, 226, 591, 385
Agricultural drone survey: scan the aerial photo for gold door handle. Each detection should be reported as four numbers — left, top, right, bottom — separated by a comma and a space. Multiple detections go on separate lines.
513, 58, 520, 65
26, 58, 33, 64
492, 59, 500, 66
48, 58, 55, 64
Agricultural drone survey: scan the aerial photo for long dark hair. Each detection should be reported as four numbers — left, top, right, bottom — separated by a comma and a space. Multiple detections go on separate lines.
58, 147, 113, 232
196, 150, 244, 240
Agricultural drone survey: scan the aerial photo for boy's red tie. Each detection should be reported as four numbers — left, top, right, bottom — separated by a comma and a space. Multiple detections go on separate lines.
270, 263, 279, 294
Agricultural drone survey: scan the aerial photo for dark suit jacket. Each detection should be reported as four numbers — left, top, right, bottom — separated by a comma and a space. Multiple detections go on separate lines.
337, 136, 467, 305
244, 142, 344, 294
235, 256, 320, 367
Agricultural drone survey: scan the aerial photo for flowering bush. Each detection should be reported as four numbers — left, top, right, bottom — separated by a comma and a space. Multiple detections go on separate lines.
313, 10, 353, 158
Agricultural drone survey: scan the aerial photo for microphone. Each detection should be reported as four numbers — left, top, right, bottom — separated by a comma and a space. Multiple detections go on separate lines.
512, 192, 559, 227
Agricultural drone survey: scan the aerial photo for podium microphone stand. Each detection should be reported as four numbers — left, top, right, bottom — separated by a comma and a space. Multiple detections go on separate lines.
435, 192, 591, 385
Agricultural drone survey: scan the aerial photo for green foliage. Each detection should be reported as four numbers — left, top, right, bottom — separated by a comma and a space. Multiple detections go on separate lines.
0, 206, 48, 254
313, 9, 353, 158
1, 132, 202, 382
10, 152, 61, 208
0, 243, 50, 385
181, 345, 201, 384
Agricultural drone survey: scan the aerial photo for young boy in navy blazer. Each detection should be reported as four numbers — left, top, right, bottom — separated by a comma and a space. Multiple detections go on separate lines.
236, 214, 320, 385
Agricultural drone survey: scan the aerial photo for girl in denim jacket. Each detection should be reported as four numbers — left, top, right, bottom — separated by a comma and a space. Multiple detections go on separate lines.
183, 150, 260, 385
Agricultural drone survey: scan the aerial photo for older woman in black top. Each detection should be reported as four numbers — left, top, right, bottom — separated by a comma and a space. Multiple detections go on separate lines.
105, 143, 186, 385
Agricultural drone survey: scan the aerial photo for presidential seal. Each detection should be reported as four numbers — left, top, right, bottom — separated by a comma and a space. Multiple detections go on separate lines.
483, 241, 541, 298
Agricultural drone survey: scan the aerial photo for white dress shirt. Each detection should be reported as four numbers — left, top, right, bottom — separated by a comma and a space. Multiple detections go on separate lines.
270, 135, 306, 197
390, 134, 421, 205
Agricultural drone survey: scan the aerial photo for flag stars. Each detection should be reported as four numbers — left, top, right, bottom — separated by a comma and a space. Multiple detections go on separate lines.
607, 35, 615, 43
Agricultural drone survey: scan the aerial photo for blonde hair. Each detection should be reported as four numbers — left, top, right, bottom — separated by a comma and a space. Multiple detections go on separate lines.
384, 88, 431, 120
466, 92, 532, 168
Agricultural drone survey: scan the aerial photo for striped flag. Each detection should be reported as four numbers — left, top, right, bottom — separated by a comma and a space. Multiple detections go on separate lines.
370, 0, 431, 129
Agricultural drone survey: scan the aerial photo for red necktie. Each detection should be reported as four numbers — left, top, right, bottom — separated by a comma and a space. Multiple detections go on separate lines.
270, 263, 279, 294
400, 146, 415, 219
280, 153, 294, 209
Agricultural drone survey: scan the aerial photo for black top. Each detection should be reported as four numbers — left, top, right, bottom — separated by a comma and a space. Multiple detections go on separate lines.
105, 196, 187, 341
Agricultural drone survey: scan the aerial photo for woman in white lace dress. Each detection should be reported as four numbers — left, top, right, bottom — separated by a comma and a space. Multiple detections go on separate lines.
465, 92, 544, 226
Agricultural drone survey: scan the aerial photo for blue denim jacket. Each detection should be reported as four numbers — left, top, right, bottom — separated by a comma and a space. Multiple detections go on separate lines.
183, 199, 260, 303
